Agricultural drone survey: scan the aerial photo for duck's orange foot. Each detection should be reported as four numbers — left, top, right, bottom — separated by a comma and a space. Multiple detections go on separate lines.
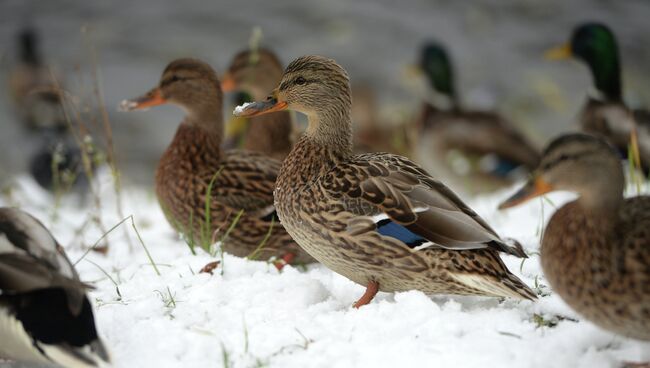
353, 281, 379, 308
273, 253, 296, 271
199, 261, 221, 275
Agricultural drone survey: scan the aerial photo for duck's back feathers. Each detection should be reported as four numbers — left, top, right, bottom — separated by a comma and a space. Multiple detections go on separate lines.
217, 150, 281, 214
322, 153, 527, 258
0, 208, 87, 315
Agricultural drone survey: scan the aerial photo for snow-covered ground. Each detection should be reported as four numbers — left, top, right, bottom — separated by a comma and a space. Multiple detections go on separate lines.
1, 170, 648, 368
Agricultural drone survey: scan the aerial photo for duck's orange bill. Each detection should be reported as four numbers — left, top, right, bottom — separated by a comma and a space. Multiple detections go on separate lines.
498, 177, 554, 210
233, 99, 288, 118
544, 43, 572, 60
119, 88, 167, 111
221, 73, 236, 92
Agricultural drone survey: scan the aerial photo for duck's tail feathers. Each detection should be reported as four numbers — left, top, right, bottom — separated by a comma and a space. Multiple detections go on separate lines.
490, 238, 528, 258
450, 272, 537, 301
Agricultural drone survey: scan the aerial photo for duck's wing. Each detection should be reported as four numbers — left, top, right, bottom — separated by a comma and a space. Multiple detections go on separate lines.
0, 207, 87, 315
321, 153, 526, 257
209, 150, 280, 217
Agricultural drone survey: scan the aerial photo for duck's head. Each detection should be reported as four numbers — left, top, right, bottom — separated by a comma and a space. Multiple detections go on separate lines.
499, 133, 623, 210
120, 58, 222, 117
234, 55, 351, 121
546, 22, 621, 101
221, 48, 284, 100
418, 42, 455, 100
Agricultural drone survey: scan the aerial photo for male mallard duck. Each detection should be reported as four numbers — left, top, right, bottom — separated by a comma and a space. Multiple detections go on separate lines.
546, 22, 650, 172
8, 27, 67, 133
235, 55, 536, 307
221, 48, 294, 160
413, 42, 540, 194
499, 133, 650, 341
0, 207, 110, 366
120, 58, 314, 266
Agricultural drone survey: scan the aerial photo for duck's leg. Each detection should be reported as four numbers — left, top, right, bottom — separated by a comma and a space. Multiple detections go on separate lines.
353, 281, 379, 308
273, 253, 296, 271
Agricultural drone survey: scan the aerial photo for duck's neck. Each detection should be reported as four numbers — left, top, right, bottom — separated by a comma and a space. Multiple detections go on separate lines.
171, 109, 224, 160
304, 107, 353, 160
575, 174, 624, 219
586, 50, 622, 102
281, 107, 353, 183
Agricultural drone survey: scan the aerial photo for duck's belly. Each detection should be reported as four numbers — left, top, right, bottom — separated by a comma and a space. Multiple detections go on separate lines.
278, 208, 493, 296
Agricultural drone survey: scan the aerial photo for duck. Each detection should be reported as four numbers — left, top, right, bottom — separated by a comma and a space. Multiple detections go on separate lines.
499, 133, 650, 341
0, 207, 110, 366
546, 22, 650, 172
235, 55, 536, 307
221, 48, 294, 160
412, 42, 540, 194
8, 27, 67, 133
120, 58, 314, 267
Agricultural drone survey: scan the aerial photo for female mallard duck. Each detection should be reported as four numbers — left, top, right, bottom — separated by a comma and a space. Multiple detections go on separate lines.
499, 133, 650, 341
0, 207, 110, 366
546, 22, 650, 172
120, 58, 314, 267
413, 42, 540, 194
235, 55, 536, 307
221, 48, 294, 160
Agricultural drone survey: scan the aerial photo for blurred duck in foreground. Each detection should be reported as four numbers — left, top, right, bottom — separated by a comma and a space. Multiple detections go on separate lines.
120, 58, 314, 267
547, 22, 650, 172
235, 55, 536, 307
412, 42, 540, 194
499, 133, 650, 341
0, 207, 110, 366
221, 48, 294, 160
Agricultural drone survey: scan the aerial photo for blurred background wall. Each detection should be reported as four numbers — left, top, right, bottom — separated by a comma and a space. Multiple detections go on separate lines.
1, 0, 649, 185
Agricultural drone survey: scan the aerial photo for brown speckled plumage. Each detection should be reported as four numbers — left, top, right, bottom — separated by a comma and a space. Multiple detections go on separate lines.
124, 58, 314, 264
501, 133, 650, 340
224, 49, 293, 160
243, 55, 536, 303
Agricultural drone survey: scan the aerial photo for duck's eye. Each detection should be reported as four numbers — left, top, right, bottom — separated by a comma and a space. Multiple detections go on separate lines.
170, 75, 180, 83
295, 77, 307, 85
